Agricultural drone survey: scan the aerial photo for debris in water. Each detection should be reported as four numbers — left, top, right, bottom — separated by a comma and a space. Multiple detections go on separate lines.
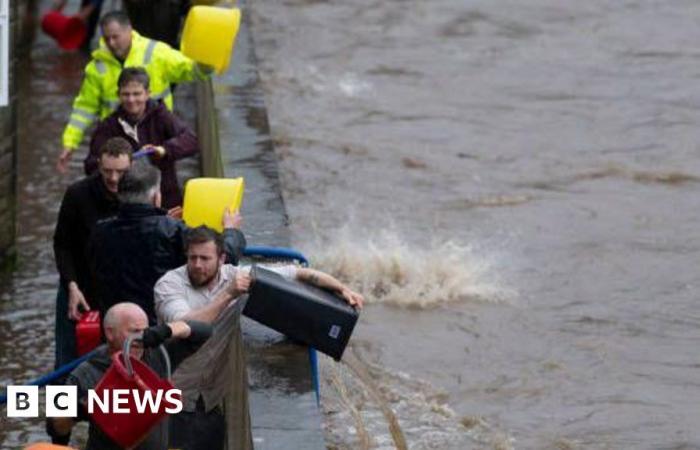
402, 157, 428, 169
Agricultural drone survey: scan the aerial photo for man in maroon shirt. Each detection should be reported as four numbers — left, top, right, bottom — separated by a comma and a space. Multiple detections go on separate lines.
86, 67, 199, 209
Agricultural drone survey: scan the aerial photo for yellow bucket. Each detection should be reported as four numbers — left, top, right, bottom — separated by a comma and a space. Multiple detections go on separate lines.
183, 177, 245, 232
181, 6, 241, 74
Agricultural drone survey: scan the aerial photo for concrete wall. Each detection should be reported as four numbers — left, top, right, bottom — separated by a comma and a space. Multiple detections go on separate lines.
0, 0, 20, 270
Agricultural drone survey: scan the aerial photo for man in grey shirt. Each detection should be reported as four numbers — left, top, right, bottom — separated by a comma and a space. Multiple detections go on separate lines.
154, 226, 364, 450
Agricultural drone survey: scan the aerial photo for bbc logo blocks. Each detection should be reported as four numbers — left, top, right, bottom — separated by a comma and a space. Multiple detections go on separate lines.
6, 385, 77, 418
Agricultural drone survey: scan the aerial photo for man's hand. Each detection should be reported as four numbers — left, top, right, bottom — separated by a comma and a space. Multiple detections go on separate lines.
167, 206, 183, 219
140, 322, 193, 348
56, 148, 73, 173
141, 324, 173, 348
167, 321, 192, 339
144, 144, 166, 159
75, 3, 96, 21
339, 287, 365, 309
67, 282, 90, 321
225, 272, 251, 299
222, 207, 242, 229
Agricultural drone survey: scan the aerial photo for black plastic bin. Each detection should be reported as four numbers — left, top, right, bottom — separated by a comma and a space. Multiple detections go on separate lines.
243, 266, 360, 360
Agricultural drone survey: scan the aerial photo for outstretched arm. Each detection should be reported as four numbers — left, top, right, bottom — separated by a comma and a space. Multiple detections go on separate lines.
296, 268, 364, 309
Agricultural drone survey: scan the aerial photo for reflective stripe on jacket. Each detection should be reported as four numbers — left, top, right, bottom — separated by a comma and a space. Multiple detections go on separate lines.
62, 30, 210, 150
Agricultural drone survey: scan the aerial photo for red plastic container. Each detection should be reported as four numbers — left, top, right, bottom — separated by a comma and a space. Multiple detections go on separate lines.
91, 350, 177, 448
40, 11, 87, 50
75, 311, 101, 356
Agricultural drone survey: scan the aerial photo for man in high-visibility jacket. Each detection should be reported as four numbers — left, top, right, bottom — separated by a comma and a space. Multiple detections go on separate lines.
57, 10, 210, 173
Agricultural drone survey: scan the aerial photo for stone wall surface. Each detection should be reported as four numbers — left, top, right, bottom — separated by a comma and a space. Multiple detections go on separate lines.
0, 0, 20, 269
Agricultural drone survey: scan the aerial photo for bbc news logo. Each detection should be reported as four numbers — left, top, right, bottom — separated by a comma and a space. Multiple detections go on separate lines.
6, 386, 183, 417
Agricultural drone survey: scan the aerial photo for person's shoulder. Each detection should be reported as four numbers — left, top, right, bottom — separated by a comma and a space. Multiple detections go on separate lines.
67, 347, 110, 387
157, 264, 189, 285
98, 110, 121, 125
64, 175, 96, 199
149, 101, 175, 121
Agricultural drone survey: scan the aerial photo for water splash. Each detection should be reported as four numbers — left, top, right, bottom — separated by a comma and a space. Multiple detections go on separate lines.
299, 225, 516, 308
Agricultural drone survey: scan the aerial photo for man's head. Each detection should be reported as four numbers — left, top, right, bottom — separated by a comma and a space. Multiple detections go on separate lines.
98, 137, 133, 193
103, 302, 148, 358
117, 158, 161, 206
100, 11, 132, 60
185, 226, 226, 288
117, 67, 150, 119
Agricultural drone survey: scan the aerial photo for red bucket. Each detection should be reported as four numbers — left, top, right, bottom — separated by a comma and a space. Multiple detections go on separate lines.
91, 347, 177, 448
41, 11, 87, 50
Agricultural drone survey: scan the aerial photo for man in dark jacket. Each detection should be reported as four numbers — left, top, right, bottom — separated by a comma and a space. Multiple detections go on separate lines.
86, 67, 198, 210
47, 302, 213, 449
123, 0, 190, 49
53, 137, 132, 369
88, 159, 246, 325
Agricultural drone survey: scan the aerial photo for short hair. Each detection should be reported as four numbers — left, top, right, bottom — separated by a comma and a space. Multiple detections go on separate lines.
117, 159, 161, 204
185, 226, 225, 255
98, 136, 133, 160
118, 67, 150, 91
100, 11, 131, 30
103, 302, 145, 328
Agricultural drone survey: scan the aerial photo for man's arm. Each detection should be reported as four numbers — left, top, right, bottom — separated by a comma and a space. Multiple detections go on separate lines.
296, 268, 364, 308
59, 66, 103, 172
156, 42, 211, 84
158, 111, 199, 162
53, 187, 79, 285
182, 273, 250, 323
53, 187, 91, 319
143, 320, 214, 370
154, 269, 249, 324
222, 208, 246, 264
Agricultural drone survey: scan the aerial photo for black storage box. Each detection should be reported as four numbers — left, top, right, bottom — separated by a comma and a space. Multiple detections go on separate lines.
243, 266, 360, 360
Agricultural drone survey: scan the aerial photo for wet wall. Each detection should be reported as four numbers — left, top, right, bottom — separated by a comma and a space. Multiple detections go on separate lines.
211, 1, 326, 448
0, 0, 24, 269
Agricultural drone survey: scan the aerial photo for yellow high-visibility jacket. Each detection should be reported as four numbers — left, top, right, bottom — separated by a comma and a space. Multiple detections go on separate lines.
62, 30, 210, 150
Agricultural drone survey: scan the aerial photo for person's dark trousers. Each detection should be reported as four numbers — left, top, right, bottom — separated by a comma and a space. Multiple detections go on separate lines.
169, 397, 226, 450
79, 0, 104, 53
54, 285, 77, 370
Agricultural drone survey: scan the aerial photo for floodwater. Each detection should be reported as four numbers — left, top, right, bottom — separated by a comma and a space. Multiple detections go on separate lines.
0, 6, 88, 446
3, 1, 700, 449
251, 0, 700, 449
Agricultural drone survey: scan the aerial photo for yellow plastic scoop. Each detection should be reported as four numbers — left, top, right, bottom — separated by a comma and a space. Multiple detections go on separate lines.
181, 6, 241, 74
183, 177, 245, 232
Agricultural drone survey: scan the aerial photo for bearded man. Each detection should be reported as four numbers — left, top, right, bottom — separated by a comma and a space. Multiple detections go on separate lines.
153, 226, 363, 450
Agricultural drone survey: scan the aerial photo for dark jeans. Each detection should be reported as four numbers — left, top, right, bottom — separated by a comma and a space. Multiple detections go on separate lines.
123, 0, 189, 49
169, 398, 226, 450
79, 0, 104, 53
54, 285, 77, 370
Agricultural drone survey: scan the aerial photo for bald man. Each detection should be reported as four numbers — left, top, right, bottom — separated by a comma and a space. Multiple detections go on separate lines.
48, 302, 212, 450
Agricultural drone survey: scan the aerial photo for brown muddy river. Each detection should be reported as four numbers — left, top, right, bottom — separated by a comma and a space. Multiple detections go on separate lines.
251, 0, 700, 448
3, 0, 700, 449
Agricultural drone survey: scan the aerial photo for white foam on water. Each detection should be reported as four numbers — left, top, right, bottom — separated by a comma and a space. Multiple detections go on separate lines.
302, 65, 373, 97
298, 225, 517, 308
